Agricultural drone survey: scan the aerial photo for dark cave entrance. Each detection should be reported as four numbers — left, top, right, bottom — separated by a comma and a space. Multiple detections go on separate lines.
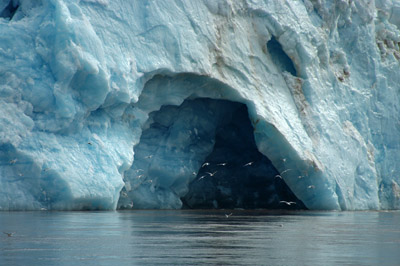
180, 98, 305, 210
122, 97, 305, 210
0, 1, 19, 20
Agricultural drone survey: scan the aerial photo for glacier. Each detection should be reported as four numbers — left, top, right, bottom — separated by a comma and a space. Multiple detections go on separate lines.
1, 0, 400, 211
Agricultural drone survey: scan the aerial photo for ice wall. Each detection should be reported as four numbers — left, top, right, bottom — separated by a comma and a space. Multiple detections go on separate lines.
1, 0, 400, 210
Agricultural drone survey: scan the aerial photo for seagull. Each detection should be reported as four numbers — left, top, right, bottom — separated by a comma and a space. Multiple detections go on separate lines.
192, 172, 197, 176
243, 162, 254, 167
198, 175, 207, 180
275, 174, 282, 179
201, 162, 210, 168
225, 213, 233, 218
279, 201, 296, 206
308, 185, 315, 189
217, 162, 227, 166
206, 171, 217, 177
3, 232, 14, 237
280, 169, 292, 175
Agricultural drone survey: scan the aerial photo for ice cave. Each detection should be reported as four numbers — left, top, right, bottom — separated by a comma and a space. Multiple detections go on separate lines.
117, 74, 305, 210
1, 0, 400, 211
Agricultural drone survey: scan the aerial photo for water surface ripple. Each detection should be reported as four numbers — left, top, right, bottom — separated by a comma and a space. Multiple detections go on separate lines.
1, 210, 399, 265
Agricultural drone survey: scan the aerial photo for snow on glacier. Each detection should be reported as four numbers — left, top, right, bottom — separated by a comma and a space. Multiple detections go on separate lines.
1, 0, 400, 210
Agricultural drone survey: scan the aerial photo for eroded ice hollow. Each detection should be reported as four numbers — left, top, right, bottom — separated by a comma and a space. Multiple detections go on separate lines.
118, 74, 306, 210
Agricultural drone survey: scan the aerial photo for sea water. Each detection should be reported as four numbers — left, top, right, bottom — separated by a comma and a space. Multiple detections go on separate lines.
1, 210, 399, 265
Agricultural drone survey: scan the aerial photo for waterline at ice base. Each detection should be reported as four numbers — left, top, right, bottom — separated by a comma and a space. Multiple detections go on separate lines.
1, 0, 400, 211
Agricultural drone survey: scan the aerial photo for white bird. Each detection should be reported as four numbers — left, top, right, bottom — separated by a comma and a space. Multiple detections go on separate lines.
243, 162, 254, 167
202, 162, 210, 168
145, 155, 153, 159
225, 213, 233, 218
3, 232, 14, 237
275, 174, 282, 179
206, 171, 217, 177
280, 169, 292, 175
279, 201, 296, 206
308, 185, 315, 189
217, 162, 227, 166
192, 172, 197, 176
198, 175, 207, 180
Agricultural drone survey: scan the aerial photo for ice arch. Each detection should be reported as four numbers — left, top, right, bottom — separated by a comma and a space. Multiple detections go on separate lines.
118, 74, 306, 210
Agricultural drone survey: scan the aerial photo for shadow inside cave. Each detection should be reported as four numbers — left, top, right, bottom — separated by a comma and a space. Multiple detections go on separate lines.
119, 96, 305, 210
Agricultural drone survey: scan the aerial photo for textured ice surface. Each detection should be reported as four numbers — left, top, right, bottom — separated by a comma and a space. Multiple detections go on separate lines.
1, 0, 400, 210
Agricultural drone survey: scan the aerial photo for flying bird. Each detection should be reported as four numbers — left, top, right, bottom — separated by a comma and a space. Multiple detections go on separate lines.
217, 162, 227, 166
243, 162, 254, 167
225, 213, 233, 218
206, 171, 217, 177
3, 232, 14, 237
279, 201, 296, 206
201, 162, 210, 168
280, 169, 292, 175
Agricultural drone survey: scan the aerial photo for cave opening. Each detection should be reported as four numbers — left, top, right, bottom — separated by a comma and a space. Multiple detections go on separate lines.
121, 97, 305, 210
0, 0, 19, 20
267, 36, 297, 76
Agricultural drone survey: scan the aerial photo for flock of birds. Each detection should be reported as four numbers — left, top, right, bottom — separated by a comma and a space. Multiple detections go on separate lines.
6, 151, 312, 214
129, 156, 312, 210
196, 160, 255, 181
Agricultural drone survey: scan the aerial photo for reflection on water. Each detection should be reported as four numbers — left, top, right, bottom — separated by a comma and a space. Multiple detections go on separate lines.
1, 210, 400, 265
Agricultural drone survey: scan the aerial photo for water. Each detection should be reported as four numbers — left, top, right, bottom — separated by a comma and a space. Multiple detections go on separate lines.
1, 210, 399, 266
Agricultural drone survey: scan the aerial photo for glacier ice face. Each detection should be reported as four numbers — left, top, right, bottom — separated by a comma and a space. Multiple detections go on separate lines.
1, 0, 400, 210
